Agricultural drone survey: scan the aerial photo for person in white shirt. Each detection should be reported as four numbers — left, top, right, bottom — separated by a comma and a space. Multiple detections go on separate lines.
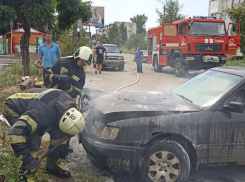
91, 9, 102, 24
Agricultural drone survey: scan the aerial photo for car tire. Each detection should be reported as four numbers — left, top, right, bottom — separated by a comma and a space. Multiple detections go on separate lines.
140, 140, 190, 182
118, 63, 124, 71
174, 58, 187, 77
154, 56, 163, 72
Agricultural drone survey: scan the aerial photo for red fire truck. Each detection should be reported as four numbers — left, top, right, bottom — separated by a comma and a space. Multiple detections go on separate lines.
147, 16, 240, 77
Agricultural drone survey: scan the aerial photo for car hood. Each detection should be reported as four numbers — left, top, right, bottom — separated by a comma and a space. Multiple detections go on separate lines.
91, 91, 200, 114
106, 53, 122, 57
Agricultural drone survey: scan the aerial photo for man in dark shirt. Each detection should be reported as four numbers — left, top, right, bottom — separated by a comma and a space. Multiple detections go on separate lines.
95, 41, 107, 74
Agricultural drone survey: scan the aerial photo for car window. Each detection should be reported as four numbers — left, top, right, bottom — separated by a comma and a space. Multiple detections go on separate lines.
104, 46, 119, 53
227, 88, 245, 104
172, 70, 243, 109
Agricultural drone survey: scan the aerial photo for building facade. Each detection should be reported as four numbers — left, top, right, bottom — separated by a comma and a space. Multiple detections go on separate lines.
96, 22, 136, 38
208, 0, 244, 25
114, 22, 137, 38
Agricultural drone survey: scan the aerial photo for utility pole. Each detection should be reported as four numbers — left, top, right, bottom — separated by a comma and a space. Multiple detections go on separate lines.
10, 20, 13, 64
157, 0, 166, 23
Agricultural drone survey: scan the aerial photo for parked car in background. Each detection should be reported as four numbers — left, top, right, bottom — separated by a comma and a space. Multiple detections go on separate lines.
93, 44, 125, 71
142, 50, 149, 63
79, 66, 245, 182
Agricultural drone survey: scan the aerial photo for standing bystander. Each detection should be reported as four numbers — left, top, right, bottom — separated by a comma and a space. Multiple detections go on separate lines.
134, 46, 143, 73
38, 31, 62, 87
94, 41, 107, 74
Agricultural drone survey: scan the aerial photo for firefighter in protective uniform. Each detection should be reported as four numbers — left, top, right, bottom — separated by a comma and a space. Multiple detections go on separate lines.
44, 46, 92, 98
3, 88, 86, 181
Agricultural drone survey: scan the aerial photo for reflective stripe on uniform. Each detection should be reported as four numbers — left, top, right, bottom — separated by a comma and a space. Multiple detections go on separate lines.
19, 115, 37, 134
9, 135, 26, 144
61, 67, 68, 74
50, 139, 68, 146
74, 86, 82, 93
49, 74, 54, 84
36, 88, 57, 99
3, 105, 20, 117
65, 85, 73, 93
53, 84, 59, 89
31, 150, 42, 159
7, 93, 39, 100
72, 74, 80, 82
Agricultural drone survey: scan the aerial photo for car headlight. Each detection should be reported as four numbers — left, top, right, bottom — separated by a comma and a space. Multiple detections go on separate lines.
222, 57, 227, 60
91, 121, 120, 140
119, 56, 124, 60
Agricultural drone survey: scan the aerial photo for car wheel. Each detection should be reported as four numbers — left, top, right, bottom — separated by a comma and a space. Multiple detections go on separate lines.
174, 58, 187, 77
140, 140, 190, 182
118, 63, 124, 71
154, 56, 163, 72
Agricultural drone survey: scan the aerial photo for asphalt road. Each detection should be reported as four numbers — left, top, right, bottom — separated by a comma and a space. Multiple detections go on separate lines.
84, 53, 245, 182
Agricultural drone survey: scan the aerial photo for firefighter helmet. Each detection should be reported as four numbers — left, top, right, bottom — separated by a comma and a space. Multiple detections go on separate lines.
59, 108, 85, 135
73, 46, 92, 65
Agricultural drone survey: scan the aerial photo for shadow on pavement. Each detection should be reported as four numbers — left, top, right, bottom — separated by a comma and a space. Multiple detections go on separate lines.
112, 165, 245, 182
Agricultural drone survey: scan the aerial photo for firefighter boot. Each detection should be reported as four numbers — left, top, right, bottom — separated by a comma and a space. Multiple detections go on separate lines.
46, 158, 71, 178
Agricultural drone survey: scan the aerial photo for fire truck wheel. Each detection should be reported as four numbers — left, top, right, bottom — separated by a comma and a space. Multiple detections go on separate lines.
154, 56, 163, 72
174, 58, 187, 77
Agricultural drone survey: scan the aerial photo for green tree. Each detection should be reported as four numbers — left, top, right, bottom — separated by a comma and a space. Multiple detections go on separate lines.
226, 4, 245, 54
56, 0, 92, 49
0, 0, 56, 76
108, 24, 121, 46
130, 14, 148, 36
156, 0, 185, 24
119, 22, 127, 44
0, 0, 91, 76
0, 6, 16, 34
125, 34, 147, 50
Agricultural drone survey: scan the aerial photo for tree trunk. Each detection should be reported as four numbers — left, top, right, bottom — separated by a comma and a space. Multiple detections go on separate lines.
73, 22, 78, 50
17, 11, 30, 76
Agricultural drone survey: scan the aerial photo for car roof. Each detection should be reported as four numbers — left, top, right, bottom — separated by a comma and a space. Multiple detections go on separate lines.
103, 44, 117, 47
211, 66, 245, 78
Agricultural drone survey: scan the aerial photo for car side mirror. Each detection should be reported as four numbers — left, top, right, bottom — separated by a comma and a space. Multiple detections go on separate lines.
119, 50, 122, 54
223, 101, 245, 113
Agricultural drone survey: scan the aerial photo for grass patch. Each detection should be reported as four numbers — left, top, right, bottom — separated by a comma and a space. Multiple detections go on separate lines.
225, 59, 245, 66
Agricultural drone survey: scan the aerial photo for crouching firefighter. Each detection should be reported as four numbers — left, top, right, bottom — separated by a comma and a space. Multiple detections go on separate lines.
44, 46, 92, 98
3, 88, 86, 181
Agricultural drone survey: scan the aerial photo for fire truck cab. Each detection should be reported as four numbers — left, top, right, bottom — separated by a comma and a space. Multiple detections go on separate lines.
147, 16, 240, 77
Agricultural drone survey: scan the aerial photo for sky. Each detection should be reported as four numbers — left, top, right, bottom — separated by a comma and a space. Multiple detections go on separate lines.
84, 0, 209, 34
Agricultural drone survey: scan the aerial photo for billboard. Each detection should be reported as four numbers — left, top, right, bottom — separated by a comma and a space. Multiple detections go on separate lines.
82, 6, 104, 28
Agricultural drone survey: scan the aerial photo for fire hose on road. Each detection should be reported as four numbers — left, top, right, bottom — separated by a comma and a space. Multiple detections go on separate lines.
114, 67, 140, 92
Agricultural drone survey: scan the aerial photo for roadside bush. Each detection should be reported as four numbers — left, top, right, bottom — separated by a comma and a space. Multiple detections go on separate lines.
225, 59, 245, 66
125, 34, 147, 50
59, 32, 90, 57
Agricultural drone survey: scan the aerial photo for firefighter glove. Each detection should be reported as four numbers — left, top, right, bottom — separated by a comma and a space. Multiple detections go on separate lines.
59, 75, 72, 83
23, 154, 40, 174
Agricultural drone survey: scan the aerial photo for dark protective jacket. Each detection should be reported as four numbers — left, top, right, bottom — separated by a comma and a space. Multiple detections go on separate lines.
45, 57, 86, 98
5, 89, 76, 157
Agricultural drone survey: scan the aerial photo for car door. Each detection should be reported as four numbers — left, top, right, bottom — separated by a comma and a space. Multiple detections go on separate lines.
209, 86, 245, 164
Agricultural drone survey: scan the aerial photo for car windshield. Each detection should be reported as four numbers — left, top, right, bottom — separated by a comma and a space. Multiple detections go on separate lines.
189, 22, 226, 37
104, 46, 119, 53
172, 70, 242, 109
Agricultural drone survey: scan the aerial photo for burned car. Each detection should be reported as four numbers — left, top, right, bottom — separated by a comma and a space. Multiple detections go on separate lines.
79, 67, 245, 182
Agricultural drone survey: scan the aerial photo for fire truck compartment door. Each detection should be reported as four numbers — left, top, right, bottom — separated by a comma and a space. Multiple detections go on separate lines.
227, 23, 240, 54
153, 36, 157, 51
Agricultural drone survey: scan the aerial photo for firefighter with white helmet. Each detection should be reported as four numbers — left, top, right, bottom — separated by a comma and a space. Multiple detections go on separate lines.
3, 88, 85, 181
45, 46, 92, 98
